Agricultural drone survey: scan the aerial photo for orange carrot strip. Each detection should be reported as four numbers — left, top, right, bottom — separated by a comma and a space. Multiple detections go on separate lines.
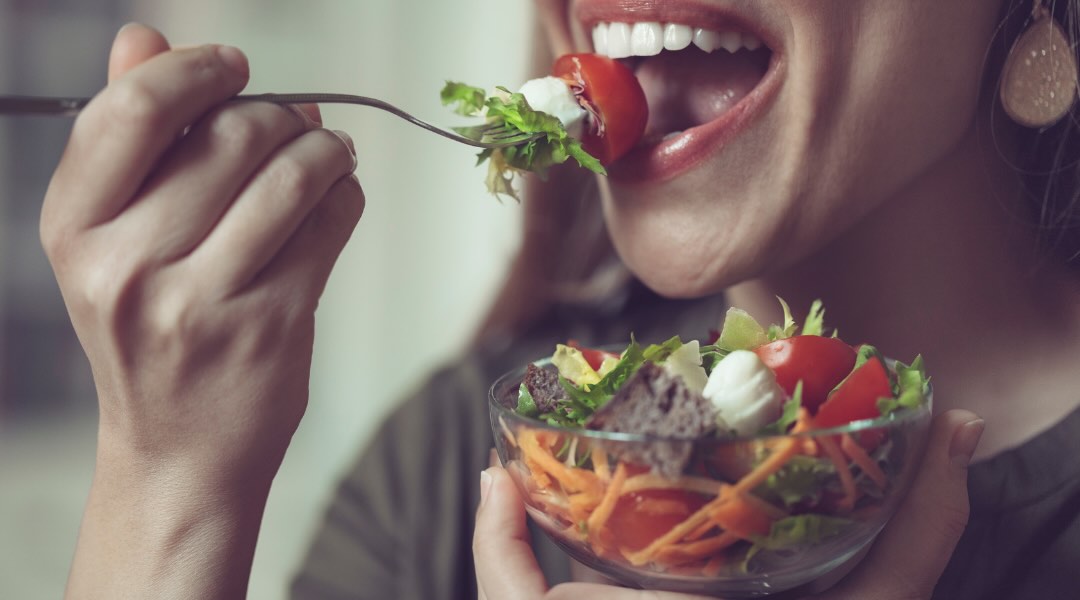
621, 474, 723, 497
732, 437, 801, 495
684, 520, 718, 542
709, 488, 776, 539
587, 463, 629, 538
591, 445, 611, 482
841, 434, 887, 489
518, 429, 600, 494
818, 434, 857, 513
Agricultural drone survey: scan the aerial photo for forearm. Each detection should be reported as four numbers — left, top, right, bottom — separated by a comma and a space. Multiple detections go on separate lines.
66, 439, 272, 600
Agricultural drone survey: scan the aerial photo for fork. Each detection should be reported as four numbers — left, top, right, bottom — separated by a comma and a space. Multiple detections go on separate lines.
0, 93, 541, 149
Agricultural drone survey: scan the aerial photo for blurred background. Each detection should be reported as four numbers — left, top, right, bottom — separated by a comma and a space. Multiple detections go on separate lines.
0, 0, 531, 597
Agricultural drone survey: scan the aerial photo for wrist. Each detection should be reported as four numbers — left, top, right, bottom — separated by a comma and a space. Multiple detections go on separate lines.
65, 430, 275, 599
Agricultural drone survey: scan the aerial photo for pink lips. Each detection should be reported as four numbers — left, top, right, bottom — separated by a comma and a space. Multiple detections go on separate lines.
573, 0, 786, 183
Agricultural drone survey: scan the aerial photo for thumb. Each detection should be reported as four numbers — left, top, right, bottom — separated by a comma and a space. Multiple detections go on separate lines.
108, 23, 171, 82
838, 409, 984, 598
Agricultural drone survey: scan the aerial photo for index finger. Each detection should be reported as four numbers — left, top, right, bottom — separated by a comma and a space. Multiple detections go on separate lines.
46, 43, 249, 231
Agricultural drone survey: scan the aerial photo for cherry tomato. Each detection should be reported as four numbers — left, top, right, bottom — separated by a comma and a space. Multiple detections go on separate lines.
606, 489, 710, 551
566, 339, 619, 372
753, 336, 856, 413
814, 356, 893, 430
552, 54, 648, 165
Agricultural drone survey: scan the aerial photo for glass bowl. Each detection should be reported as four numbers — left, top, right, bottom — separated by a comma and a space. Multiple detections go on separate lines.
488, 358, 932, 598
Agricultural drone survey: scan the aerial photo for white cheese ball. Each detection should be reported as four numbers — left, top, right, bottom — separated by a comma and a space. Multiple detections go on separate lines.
703, 350, 785, 436
517, 76, 587, 139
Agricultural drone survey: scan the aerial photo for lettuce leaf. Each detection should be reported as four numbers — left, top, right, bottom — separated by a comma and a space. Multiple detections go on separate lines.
515, 382, 539, 417
767, 297, 798, 341
759, 380, 803, 436
716, 308, 768, 351
440, 82, 605, 201
743, 514, 853, 570
801, 299, 826, 336
755, 454, 835, 509
878, 355, 930, 416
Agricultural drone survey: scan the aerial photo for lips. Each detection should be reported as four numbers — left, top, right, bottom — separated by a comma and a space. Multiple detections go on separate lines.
573, 0, 785, 183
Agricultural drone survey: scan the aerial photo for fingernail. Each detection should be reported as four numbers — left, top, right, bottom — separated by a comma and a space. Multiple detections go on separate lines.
216, 45, 249, 76
949, 418, 984, 469
479, 469, 493, 508
117, 22, 142, 36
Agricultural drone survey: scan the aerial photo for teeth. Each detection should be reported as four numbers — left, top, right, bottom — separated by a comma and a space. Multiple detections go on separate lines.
592, 21, 766, 58
717, 31, 741, 53
692, 28, 721, 52
607, 22, 632, 59
631, 22, 663, 56
663, 23, 692, 51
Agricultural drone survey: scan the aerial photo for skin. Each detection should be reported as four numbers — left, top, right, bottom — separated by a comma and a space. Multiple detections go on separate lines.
471, 0, 1080, 597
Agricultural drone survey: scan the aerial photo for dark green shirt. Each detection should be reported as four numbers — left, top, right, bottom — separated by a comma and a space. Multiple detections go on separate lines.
290, 289, 1080, 599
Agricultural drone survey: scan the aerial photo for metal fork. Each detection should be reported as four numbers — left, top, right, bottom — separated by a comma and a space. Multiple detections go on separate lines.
0, 93, 541, 149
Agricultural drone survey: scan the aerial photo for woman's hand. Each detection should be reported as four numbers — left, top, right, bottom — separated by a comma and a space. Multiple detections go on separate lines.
44, 24, 363, 599
474, 410, 983, 600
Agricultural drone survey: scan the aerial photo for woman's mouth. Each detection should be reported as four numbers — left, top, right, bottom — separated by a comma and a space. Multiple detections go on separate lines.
578, 10, 784, 183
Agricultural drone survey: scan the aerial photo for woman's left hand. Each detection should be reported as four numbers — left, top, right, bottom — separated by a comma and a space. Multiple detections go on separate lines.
473, 409, 983, 599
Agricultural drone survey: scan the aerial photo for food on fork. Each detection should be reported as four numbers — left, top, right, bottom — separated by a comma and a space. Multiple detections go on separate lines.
442, 53, 647, 200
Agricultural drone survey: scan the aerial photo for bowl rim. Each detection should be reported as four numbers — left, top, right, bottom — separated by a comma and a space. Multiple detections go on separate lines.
488, 355, 933, 444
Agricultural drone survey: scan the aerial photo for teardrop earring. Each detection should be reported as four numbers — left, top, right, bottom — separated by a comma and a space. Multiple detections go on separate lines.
1000, 0, 1079, 128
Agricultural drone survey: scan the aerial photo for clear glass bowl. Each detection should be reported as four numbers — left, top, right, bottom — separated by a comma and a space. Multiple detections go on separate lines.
488, 358, 932, 598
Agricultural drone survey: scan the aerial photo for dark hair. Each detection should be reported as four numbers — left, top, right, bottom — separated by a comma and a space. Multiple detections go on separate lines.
996, 0, 1080, 267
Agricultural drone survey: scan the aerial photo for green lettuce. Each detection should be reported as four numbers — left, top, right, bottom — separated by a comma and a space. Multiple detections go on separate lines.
515, 382, 538, 417
759, 380, 803, 436
877, 355, 930, 416
755, 455, 835, 509
744, 514, 853, 570
440, 82, 604, 201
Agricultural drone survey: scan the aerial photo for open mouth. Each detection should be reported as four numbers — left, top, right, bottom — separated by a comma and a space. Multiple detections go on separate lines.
576, 6, 783, 182
592, 22, 772, 145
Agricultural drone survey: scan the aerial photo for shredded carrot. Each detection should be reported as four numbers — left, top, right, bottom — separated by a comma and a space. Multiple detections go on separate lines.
656, 531, 740, 565
790, 409, 819, 455
518, 429, 601, 494
732, 436, 801, 494
587, 463, 628, 539
841, 434, 887, 489
683, 519, 718, 542
708, 488, 777, 539
620, 474, 723, 497
591, 445, 611, 482
817, 434, 857, 513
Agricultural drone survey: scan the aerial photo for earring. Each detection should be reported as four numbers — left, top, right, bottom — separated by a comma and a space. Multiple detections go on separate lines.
1000, 0, 1079, 128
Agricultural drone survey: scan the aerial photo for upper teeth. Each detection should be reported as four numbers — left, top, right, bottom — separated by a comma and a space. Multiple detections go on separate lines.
592, 22, 763, 59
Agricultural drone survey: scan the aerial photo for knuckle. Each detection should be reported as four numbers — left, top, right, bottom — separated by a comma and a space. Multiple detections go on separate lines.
270, 154, 316, 200
209, 108, 264, 156
106, 79, 167, 132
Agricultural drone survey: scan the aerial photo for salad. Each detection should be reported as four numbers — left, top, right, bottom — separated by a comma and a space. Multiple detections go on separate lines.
495, 300, 930, 579
442, 53, 647, 200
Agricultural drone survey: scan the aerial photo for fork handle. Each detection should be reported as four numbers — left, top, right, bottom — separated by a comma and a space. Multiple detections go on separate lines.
0, 96, 91, 116
0, 93, 402, 118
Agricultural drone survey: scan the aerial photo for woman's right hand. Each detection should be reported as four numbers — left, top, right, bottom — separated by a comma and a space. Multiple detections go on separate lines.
43, 24, 363, 598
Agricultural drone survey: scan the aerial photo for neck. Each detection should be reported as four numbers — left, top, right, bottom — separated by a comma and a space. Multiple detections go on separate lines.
728, 128, 1080, 460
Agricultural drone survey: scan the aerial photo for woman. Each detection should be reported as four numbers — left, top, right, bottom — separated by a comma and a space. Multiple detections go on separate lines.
43, 0, 1080, 598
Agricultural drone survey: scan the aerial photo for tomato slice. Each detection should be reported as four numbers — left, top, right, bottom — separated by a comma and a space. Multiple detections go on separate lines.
814, 357, 893, 430
753, 336, 856, 413
606, 489, 710, 551
552, 54, 648, 165
566, 340, 619, 372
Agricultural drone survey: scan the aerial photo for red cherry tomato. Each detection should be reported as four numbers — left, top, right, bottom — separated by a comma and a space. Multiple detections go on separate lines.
606, 489, 710, 551
566, 340, 619, 372
552, 54, 648, 165
814, 356, 893, 430
753, 336, 856, 413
